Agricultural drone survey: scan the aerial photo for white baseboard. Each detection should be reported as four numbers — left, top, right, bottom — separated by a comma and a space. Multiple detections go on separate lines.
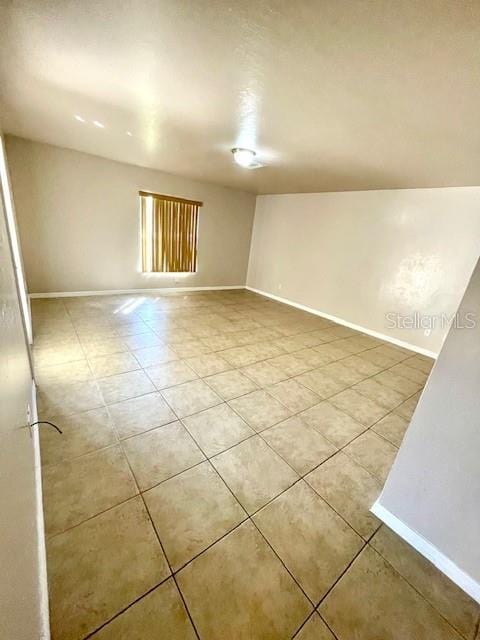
29, 285, 245, 299
246, 286, 438, 359
30, 381, 51, 639
371, 501, 480, 603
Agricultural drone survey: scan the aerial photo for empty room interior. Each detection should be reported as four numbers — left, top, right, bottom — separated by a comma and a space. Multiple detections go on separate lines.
2, 1, 480, 639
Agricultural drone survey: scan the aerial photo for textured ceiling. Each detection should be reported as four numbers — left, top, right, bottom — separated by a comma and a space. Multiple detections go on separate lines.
1, 0, 479, 194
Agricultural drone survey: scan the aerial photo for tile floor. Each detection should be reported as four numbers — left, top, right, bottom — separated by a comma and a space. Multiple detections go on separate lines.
33, 290, 480, 640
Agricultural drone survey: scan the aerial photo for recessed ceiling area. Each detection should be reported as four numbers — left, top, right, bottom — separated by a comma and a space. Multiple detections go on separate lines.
1, 0, 479, 194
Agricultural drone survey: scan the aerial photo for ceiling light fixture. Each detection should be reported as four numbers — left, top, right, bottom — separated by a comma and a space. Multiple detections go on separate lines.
231, 147, 256, 168
74, 115, 85, 122
93, 120, 104, 128
126, 131, 133, 136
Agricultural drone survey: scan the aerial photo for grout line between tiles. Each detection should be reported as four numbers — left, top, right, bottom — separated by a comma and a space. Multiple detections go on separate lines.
316, 611, 341, 640
315, 528, 377, 610
81, 575, 172, 639
136, 482, 202, 640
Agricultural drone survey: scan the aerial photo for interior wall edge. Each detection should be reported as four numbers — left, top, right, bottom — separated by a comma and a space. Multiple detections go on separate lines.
245, 285, 438, 359
371, 500, 480, 604
30, 381, 51, 640
29, 285, 246, 298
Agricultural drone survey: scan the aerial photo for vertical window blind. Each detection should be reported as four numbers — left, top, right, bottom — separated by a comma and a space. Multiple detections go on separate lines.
140, 191, 202, 273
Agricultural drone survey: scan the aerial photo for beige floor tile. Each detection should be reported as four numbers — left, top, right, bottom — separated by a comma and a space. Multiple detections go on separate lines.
34, 331, 78, 348
47, 497, 169, 640
91, 579, 197, 639
132, 345, 178, 367
33, 343, 85, 367
182, 402, 254, 456
320, 547, 463, 640
205, 369, 259, 400
74, 326, 112, 339
250, 326, 284, 342
354, 335, 383, 348
267, 379, 320, 413
300, 401, 366, 448
98, 370, 155, 404
171, 339, 211, 358
219, 345, 259, 367
329, 389, 388, 426
176, 521, 311, 640
114, 321, 151, 337
295, 369, 347, 399
76, 328, 117, 342
123, 422, 205, 490
123, 331, 162, 350
162, 379, 222, 418
373, 369, 421, 397
241, 360, 288, 386
343, 431, 398, 483
294, 613, 335, 639
201, 333, 240, 351
360, 348, 398, 368
377, 344, 412, 362
42, 444, 137, 537
212, 435, 298, 514
185, 353, 231, 377
145, 360, 198, 389
268, 353, 312, 376
405, 354, 434, 373
323, 326, 357, 340
275, 334, 324, 352
295, 348, 339, 368
372, 413, 409, 447
37, 380, 104, 419
82, 337, 129, 358
263, 416, 337, 475
274, 323, 307, 337
393, 392, 421, 420
306, 452, 382, 539
353, 378, 405, 410
229, 389, 291, 432
341, 354, 384, 376
313, 343, 350, 362
322, 361, 366, 386
40, 407, 117, 466
144, 462, 246, 570
371, 526, 479, 639
35, 359, 92, 386
253, 481, 363, 603
108, 392, 177, 439
332, 337, 368, 355
88, 351, 140, 378
248, 341, 285, 360
390, 362, 429, 385
188, 323, 221, 339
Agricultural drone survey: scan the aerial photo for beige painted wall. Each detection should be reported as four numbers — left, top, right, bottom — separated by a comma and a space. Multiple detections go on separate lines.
0, 133, 47, 638
6, 136, 256, 294
377, 257, 480, 594
247, 190, 480, 354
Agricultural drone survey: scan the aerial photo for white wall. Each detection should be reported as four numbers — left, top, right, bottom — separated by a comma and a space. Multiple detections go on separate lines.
247, 189, 480, 354
0, 132, 48, 638
374, 257, 480, 601
6, 136, 256, 294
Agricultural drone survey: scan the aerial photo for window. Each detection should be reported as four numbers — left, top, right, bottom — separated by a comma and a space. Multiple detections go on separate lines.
140, 191, 201, 273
